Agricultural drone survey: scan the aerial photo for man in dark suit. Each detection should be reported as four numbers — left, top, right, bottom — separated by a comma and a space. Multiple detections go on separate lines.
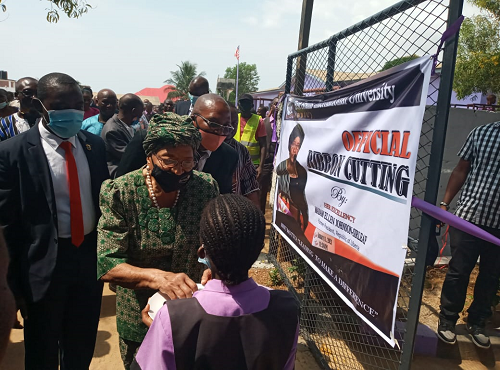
174, 76, 210, 116
0, 72, 110, 369
116, 94, 237, 194
101, 93, 144, 178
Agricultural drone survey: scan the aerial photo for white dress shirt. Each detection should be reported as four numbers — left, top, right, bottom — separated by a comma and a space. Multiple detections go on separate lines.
13, 113, 31, 134
118, 117, 135, 138
39, 124, 96, 238
196, 148, 212, 171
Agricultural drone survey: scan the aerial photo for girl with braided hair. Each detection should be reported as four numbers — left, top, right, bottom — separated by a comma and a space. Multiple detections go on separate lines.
133, 195, 300, 370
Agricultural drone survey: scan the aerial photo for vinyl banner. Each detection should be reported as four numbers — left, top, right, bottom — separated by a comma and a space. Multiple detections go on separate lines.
273, 56, 432, 345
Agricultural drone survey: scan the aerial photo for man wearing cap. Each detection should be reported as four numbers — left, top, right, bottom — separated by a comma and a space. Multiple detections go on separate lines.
236, 94, 267, 181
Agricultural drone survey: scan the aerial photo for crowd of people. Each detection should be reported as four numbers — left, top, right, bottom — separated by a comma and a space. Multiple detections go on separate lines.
0, 73, 297, 370
0, 70, 499, 369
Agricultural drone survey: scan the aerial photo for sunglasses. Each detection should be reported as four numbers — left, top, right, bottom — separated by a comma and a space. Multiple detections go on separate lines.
18, 89, 37, 98
192, 113, 234, 137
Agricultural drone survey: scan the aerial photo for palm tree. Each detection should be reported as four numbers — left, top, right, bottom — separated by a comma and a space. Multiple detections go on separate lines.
164, 61, 206, 100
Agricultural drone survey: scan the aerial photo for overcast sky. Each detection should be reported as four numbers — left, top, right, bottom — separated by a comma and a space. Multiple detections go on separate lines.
1, 0, 478, 95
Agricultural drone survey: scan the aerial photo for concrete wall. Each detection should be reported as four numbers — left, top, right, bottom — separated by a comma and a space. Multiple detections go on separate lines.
414, 108, 499, 255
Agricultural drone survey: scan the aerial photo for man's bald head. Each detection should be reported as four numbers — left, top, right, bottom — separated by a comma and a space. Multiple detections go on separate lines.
120, 94, 143, 110
37, 73, 79, 103
15, 77, 38, 93
191, 94, 231, 151
192, 93, 230, 117
118, 93, 144, 125
96, 89, 118, 122
97, 89, 116, 101
189, 76, 210, 97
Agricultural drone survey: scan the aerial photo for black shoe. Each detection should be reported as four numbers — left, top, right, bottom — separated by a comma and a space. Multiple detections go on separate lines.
467, 322, 490, 349
437, 319, 457, 345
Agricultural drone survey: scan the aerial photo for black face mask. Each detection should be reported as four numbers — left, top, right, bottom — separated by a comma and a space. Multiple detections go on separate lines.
239, 101, 253, 112
151, 164, 192, 193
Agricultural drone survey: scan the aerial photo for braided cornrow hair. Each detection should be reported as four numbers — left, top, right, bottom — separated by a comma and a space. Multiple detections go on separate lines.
200, 194, 266, 286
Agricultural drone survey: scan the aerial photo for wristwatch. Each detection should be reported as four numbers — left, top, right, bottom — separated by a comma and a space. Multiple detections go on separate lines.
440, 201, 450, 210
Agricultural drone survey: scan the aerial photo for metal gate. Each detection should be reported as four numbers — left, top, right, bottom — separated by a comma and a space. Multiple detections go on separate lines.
268, 1, 464, 369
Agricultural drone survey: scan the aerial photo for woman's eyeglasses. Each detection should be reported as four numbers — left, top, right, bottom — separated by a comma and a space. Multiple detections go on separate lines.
155, 155, 197, 171
192, 113, 234, 137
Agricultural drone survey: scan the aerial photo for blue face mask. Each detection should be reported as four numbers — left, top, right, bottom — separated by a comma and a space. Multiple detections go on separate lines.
0, 102, 7, 109
47, 109, 84, 138
188, 93, 199, 106
198, 255, 212, 270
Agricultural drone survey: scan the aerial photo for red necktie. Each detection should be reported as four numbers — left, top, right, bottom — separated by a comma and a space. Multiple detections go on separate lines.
60, 141, 84, 247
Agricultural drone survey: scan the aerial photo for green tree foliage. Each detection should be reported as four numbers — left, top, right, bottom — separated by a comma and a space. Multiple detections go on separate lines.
469, 0, 500, 20
380, 55, 420, 71
223, 63, 260, 103
453, 1, 500, 99
165, 61, 205, 100
0, 0, 92, 23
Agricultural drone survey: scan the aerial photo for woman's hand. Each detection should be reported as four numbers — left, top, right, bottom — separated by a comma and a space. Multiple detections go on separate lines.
151, 271, 198, 300
141, 303, 153, 328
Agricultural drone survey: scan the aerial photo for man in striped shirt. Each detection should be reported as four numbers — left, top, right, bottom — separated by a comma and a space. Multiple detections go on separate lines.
226, 103, 260, 207
437, 121, 500, 349
0, 78, 40, 141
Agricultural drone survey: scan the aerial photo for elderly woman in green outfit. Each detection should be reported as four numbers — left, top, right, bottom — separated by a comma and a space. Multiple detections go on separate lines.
97, 115, 219, 369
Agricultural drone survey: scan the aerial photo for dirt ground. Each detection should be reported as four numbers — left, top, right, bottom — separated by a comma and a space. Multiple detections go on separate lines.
419, 265, 480, 329
0, 203, 490, 369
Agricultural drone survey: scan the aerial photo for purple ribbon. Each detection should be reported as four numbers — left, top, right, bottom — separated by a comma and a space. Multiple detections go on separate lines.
431, 15, 464, 75
411, 196, 500, 246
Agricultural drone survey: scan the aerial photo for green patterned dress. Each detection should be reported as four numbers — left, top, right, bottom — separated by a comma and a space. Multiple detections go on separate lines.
97, 168, 219, 343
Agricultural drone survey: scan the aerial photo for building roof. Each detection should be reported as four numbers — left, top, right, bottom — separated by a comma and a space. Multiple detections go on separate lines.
134, 85, 177, 104
0, 79, 16, 92
305, 69, 374, 83
253, 69, 373, 96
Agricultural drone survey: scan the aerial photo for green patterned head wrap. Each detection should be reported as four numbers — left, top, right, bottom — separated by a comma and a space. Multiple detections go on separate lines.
143, 112, 202, 156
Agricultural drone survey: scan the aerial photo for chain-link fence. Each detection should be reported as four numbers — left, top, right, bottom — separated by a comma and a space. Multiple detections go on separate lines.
268, 1, 463, 369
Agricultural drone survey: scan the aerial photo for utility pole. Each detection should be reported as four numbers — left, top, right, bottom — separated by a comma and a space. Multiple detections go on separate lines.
295, 0, 314, 95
